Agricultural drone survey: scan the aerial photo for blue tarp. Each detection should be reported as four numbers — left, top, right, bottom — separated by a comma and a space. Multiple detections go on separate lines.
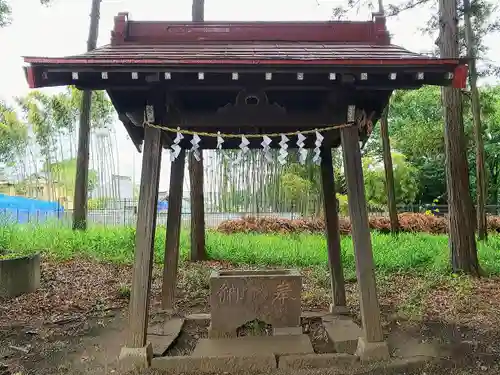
157, 200, 168, 211
0, 194, 64, 224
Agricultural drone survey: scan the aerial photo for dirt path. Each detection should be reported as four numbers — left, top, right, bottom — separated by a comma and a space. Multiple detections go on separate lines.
1, 259, 500, 375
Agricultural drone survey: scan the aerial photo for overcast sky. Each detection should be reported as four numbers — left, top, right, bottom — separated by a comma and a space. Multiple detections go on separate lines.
0, 0, 498, 191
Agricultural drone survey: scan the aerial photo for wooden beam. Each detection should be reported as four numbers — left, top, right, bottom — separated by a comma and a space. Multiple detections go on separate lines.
320, 146, 347, 309
341, 105, 384, 343
127, 124, 163, 348
162, 149, 187, 310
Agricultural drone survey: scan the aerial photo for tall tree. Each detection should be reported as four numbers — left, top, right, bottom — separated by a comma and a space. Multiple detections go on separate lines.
438, 0, 480, 275
380, 105, 400, 233
189, 0, 207, 261
73, 0, 101, 230
464, 0, 487, 240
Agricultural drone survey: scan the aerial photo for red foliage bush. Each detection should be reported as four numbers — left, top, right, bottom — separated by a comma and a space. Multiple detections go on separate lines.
217, 213, 500, 235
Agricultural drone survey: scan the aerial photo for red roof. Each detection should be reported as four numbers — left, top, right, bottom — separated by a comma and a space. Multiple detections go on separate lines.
23, 12, 460, 67
22, 12, 467, 90
24, 42, 443, 66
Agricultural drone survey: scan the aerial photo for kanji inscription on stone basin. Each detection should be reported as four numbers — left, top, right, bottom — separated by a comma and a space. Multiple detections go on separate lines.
209, 269, 302, 338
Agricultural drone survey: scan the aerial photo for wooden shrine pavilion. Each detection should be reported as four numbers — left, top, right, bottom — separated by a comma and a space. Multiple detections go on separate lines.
23, 11, 467, 363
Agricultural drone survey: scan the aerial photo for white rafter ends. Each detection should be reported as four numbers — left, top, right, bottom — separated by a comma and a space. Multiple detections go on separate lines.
417, 72, 425, 80
329, 73, 336, 80
360, 73, 368, 80
165, 72, 172, 80
131, 72, 139, 80
198, 72, 205, 80
72, 72, 79, 80
445, 72, 454, 79
265, 72, 272, 80
389, 72, 397, 80
101, 72, 108, 79
232, 72, 239, 80
297, 72, 304, 80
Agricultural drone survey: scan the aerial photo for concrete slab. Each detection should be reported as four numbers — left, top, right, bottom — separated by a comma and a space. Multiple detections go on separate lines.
329, 304, 350, 316
185, 313, 211, 321
355, 337, 390, 362
118, 343, 153, 372
387, 331, 440, 359
192, 334, 314, 357
147, 317, 184, 336
322, 315, 362, 354
152, 354, 276, 373
147, 317, 184, 356
273, 326, 303, 336
278, 353, 359, 369
301, 311, 329, 319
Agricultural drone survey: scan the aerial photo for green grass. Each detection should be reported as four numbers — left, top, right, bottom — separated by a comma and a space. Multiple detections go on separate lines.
0, 223, 499, 277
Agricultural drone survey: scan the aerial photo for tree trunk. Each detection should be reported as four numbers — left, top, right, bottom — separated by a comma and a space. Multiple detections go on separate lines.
463, 0, 487, 241
380, 105, 400, 233
188, 0, 207, 261
438, 0, 480, 275
73, 0, 101, 230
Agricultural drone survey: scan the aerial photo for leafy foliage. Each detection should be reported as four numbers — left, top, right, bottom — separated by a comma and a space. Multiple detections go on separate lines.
0, 0, 51, 27
363, 152, 419, 206
0, 101, 27, 164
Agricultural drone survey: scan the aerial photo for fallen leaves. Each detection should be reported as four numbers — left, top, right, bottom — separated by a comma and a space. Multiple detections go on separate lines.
217, 213, 500, 235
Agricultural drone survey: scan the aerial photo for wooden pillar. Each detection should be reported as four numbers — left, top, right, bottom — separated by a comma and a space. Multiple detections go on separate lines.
127, 124, 162, 348
341, 105, 384, 343
380, 106, 400, 233
320, 147, 347, 311
189, 0, 207, 262
189, 156, 207, 261
162, 149, 186, 310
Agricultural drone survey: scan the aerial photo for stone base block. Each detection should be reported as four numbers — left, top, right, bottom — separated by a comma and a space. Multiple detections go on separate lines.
209, 269, 301, 337
118, 343, 153, 371
273, 326, 303, 336
0, 253, 40, 298
278, 353, 358, 369
207, 323, 236, 339
151, 354, 276, 373
322, 315, 362, 354
329, 304, 350, 315
355, 337, 390, 362
193, 335, 314, 357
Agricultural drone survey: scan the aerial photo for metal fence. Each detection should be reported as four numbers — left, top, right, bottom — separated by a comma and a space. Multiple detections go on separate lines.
3, 202, 499, 229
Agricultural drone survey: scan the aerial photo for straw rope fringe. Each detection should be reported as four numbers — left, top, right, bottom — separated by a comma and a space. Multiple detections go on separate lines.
142, 121, 356, 138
